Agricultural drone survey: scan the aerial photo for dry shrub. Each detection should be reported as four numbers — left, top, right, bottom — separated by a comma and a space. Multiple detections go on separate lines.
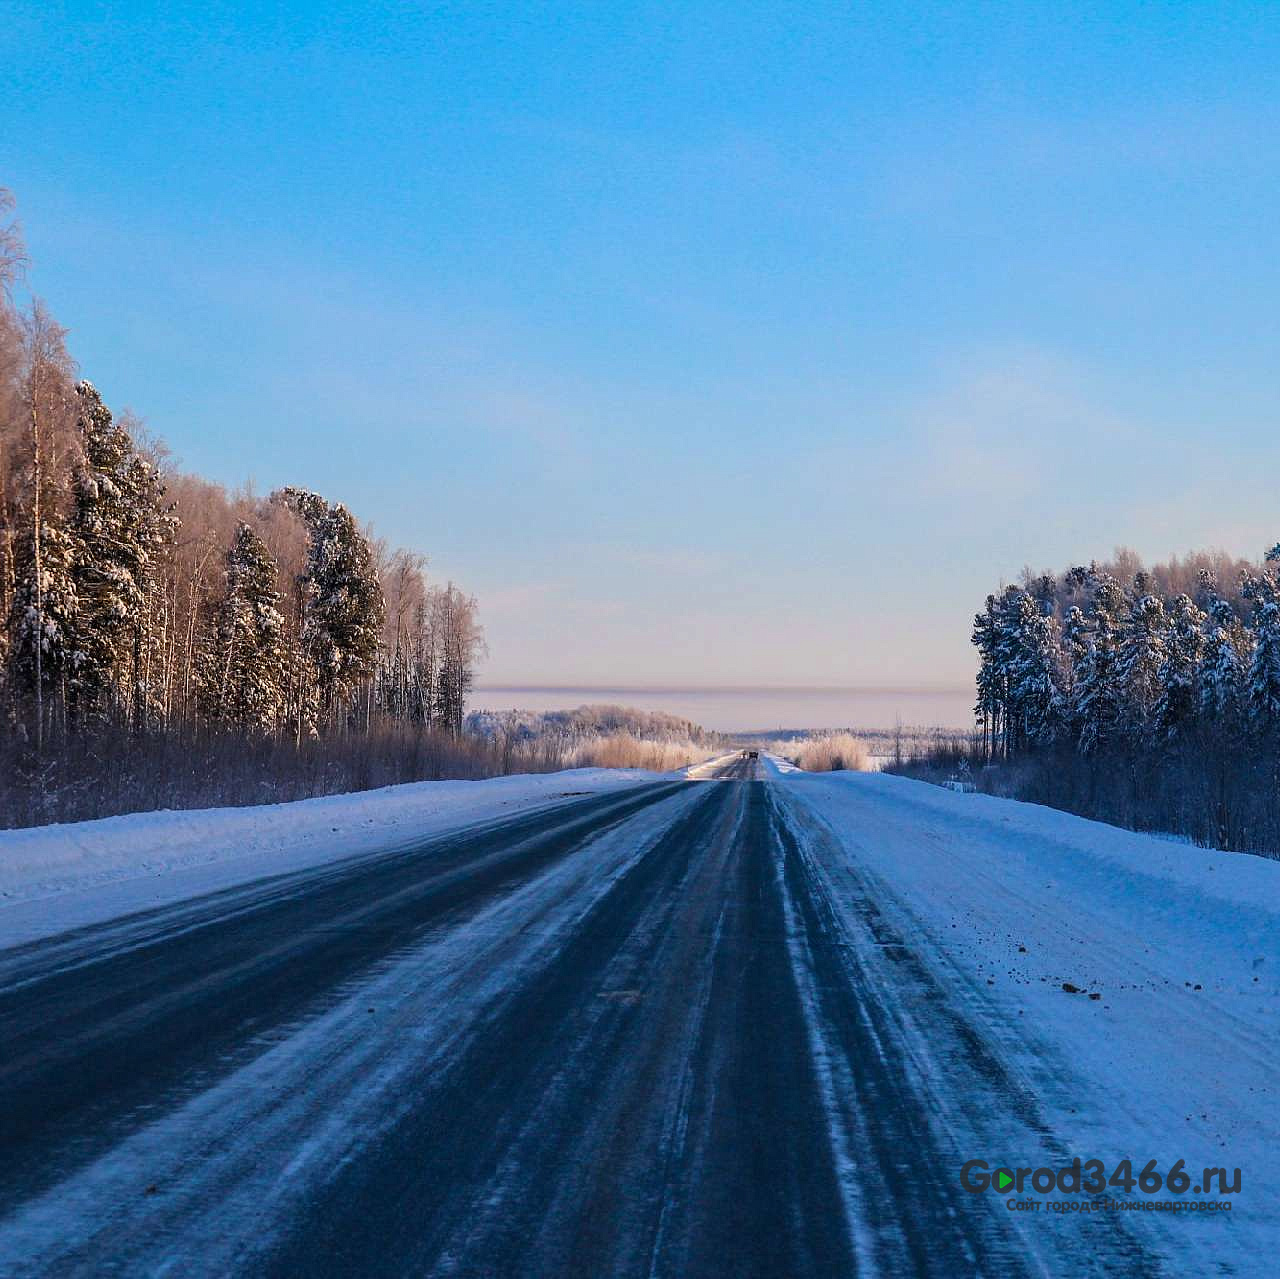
0, 721, 541, 831
0, 721, 721, 830
787, 732, 869, 773
559, 732, 716, 772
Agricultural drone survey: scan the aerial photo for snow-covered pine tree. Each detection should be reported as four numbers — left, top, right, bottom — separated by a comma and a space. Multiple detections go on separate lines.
971, 596, 1002, 760
1029, 573, 1056, 614
1058, 604, 1090, 740
1089, 570, 1129, 624
1247, 599, 1280, 733
1075, 578, 1126, 754
1076, 614, 1122, 753
989, 586, 1028, 756
1154, 594, 1204, 739
276, 485, 328, 530
1009, 591, 1063, 748
1194, 566, 1219, 610
277, 488, 385, 727
69, 383, 172, 724
269, 487, 324, 741
1198, 597, 1246, 730
1116, 594, 1169, 741
201, 522, 286, 733
1062, 565, 1092, 601
69, 382, 135, 712
120, 430, 175, 728
1245, 566, 1280, 734
311, 502, 384, 722
7, 512, 80, 708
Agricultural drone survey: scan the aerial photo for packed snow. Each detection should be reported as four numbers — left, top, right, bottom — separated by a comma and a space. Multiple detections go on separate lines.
0, 768, 662, 948
774, 767, 1280, 1266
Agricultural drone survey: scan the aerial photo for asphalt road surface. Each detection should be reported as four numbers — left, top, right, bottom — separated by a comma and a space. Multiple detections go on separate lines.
0, 761, 1152, 1277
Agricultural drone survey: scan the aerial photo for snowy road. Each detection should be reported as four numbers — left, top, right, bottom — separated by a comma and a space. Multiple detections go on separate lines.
0, 763, 1274, 1275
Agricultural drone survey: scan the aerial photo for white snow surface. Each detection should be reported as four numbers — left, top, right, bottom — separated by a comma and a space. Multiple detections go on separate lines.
776, 768, 1280, 1264
4, 754, 1276, 1265
0, 768, 661, 948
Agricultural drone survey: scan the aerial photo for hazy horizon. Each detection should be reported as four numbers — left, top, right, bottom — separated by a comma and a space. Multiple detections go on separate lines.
469, 683, 974, 734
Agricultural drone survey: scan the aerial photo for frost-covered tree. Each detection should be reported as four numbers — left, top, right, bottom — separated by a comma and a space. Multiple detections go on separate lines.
0, 189, 500, 826
1008, 592, 1063, 747
972, 596, 1003, 758
277, 488, 385, 727
1154, 594, 1204, 739
307, 501, 383, 720
0, 188, 24, 298
434, 582, 484, 737
1058, 604, 1089, 735
5, 302, 79, 746
1246, 573, 1280, 733
8, 513, 80, 708
1198, 597, 1247, 729
201, 522, 286, 732
961, 541, 1280, 855
0, 189, 27, 658
1089, 571, 1129, 625
1075, 582, 1124, 755
377, 547, 432, 723
69, 382, 172, 724
1117, 594, 1168, 739
989, 586, 1028, 757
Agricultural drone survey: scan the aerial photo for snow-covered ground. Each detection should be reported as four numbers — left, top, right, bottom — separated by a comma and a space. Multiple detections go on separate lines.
0, 768, 662, 948
4, 757, 1275, 1268
774, 765, 1280, 1265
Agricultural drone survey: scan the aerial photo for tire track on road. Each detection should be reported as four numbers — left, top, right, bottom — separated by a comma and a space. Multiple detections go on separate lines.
254, 778, 864, 1279
0, 782, 687, 1213
771, 785, 1159, 1276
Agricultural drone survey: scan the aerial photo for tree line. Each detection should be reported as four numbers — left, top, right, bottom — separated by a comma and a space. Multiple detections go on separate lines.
0, 190, 485, 823
968, 545, 1280, 854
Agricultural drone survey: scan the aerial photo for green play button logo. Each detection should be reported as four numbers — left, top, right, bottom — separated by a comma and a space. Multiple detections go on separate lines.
996, 1170, 1014, 1191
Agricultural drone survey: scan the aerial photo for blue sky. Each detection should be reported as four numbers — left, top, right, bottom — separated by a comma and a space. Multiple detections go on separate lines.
4, 2, 1280, 686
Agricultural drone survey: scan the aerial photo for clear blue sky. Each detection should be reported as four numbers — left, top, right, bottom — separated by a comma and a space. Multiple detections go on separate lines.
4, 2, 1280, 686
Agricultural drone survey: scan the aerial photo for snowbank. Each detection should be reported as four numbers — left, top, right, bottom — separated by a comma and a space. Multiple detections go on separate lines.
0, 768, 661, 948
778, 770, 1280, 1266
759, 751, 801, 776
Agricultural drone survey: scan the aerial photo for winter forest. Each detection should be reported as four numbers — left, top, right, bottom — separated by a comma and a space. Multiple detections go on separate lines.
967, 546, 1280, 856
0, 190, 486, 827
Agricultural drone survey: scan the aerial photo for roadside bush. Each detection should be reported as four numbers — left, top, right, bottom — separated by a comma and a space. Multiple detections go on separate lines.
783, 732, 870, 773
0, 719, 719, 830
0, 721, 538, 831
556, 732, 716, 772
